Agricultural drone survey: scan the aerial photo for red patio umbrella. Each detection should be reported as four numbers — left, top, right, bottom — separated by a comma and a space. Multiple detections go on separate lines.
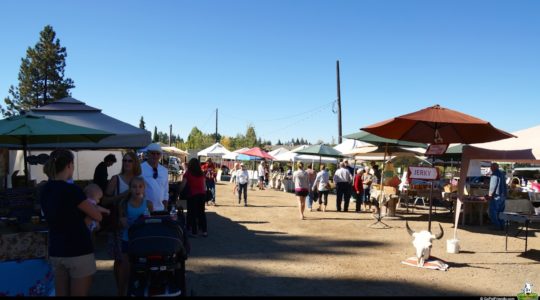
237, 147, 275, 160
362, 104, 515, 144
361, 104, 516, 231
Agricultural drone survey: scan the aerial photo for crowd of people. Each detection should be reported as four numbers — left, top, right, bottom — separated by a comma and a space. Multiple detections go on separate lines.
38, 143, 216, 296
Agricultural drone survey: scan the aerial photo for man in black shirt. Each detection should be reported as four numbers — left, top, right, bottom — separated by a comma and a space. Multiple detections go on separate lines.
93, 154, 117, 192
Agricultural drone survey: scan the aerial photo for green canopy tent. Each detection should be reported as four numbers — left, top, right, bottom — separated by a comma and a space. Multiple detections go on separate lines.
344, 131, 428, 228
292, 144, 346, 166
0, 114, 114, 184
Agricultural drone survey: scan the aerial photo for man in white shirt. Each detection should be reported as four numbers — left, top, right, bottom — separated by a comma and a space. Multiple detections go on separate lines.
236, 163, 250, 206
333, 162, 353, 212
257, 161, 266, 190
141, 143, 169, 211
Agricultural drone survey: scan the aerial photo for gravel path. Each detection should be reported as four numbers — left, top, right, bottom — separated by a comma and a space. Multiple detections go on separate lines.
92, 182, 540, 296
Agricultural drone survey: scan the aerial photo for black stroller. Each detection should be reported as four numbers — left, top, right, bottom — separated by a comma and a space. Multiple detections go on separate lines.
127, 212, 188, 296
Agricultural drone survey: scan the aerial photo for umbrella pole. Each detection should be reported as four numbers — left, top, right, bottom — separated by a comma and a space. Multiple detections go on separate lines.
369, 143, 390, 228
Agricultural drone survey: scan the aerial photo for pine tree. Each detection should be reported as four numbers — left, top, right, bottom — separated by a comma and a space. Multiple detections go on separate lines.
153, 126, 159, 143
2, 25, 75, 116
139, 116, 146, 129
277, 139, 282, 145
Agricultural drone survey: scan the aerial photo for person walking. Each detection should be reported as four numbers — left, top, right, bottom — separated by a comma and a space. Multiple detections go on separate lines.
101, 151, 141, 296
141, 143, 169, 212
487, 162, 507, 230
362, 167, 374, 212
354, 169, 364, 213
293, 162, 310, 220
202, 158, 217, 205
182, 158, 208, 237
333, 162, 353, 212
313, 165, 330, 212
40, 149, 104, 296
236, 163, 250, 206
257, 161, 266, 190
305, 164, 317, 212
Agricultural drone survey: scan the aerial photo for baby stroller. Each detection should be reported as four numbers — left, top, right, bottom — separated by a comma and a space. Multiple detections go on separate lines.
127, 212, 188, 296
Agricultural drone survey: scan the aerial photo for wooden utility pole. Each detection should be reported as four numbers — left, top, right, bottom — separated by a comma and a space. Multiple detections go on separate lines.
215, 108, 219, 143
169, 124, 172, 146
336, 60, 343, 144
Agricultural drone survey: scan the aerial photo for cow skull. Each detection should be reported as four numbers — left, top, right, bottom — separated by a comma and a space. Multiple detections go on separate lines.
406, 221, 444, 267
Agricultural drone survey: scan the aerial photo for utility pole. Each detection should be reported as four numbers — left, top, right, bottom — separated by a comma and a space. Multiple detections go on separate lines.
336, 60, 343, 144
169, 124, 172, 146
215, 108, 219, 143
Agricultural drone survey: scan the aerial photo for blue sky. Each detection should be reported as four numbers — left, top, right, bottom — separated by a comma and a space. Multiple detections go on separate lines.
1, 0, 539, 145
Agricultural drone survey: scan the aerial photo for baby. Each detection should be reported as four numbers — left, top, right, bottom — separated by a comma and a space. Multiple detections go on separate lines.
83, 183, 110, 232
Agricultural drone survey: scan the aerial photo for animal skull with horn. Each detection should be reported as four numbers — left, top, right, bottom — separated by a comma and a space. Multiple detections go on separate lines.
406, 221, 444, 267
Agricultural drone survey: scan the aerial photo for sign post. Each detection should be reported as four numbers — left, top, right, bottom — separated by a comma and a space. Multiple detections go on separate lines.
408, 166, 440, 231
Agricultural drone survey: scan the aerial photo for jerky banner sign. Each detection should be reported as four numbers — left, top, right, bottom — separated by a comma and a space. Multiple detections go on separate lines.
408, 166, 439, 181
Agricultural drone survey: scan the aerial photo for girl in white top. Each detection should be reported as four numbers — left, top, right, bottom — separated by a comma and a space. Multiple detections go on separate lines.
292, 162, 310, 220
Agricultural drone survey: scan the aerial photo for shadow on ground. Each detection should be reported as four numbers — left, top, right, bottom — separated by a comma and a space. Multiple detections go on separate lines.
185, 211, 473, 296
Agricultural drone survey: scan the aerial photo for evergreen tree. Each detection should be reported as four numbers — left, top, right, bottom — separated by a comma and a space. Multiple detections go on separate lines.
153, 126, 159, 143
277, 139, 282, 145
2, 25, 75, 116
245, 125, 257, 148
139, 116, 146, 129
295, 138, 300, 145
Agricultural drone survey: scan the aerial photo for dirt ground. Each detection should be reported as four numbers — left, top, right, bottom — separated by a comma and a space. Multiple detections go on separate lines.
92, 182, 540, 296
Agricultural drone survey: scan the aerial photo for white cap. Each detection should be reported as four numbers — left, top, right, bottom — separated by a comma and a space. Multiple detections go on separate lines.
146, 143, 162, 153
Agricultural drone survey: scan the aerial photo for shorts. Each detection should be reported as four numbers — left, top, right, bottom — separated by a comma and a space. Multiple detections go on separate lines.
259, 176, 265, 182
49, 253, 96, 279
295, 188, 309, 197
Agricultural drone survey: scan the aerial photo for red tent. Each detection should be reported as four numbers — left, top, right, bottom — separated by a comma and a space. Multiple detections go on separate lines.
238, 147, 275, 160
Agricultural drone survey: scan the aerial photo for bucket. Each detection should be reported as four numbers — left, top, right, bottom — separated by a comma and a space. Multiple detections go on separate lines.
447, 239, 460, 254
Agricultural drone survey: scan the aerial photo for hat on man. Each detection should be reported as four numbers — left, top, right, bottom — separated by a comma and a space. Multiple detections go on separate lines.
146, 143, 162, 153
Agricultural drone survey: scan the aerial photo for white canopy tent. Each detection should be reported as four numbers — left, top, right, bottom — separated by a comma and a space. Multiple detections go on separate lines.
197, 142, 232, 158
273, 145, 338, 164
268, 147, 290, 157
333, 138, 371, 155
222, 147, 250, 160
472, 124, 540, 158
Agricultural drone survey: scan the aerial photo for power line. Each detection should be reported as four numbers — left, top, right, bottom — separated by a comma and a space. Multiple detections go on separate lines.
221, 100, 334, 123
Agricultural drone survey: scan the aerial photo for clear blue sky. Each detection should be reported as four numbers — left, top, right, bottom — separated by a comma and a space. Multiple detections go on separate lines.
1, 0, 539, 146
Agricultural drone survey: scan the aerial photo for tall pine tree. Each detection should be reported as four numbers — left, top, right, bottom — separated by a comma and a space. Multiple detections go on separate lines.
2, 25, 75, 116
139, 116, 146, 129
153, 126, 159, 142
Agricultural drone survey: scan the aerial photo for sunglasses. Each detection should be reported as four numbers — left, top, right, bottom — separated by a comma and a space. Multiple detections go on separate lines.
153, 168, 158, 179
123, 159, 133, 163
149, 151, 161, 156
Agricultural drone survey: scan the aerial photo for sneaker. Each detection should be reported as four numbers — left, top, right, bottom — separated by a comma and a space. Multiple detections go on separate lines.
244, 203, 248, 206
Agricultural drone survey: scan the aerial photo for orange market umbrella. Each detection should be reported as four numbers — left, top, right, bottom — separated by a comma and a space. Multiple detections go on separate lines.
361, 104, 516, 231
361, 104, 515, 144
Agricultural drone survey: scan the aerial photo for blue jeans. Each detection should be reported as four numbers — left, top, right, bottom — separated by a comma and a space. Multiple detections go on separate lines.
206, 180, 216, 203
362, 187, 371, 203
488, 195, 506, 229
307, 189, 315, 209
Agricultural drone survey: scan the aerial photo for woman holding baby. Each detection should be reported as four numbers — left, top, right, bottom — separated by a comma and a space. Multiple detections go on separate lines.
40, 149, 105, 296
